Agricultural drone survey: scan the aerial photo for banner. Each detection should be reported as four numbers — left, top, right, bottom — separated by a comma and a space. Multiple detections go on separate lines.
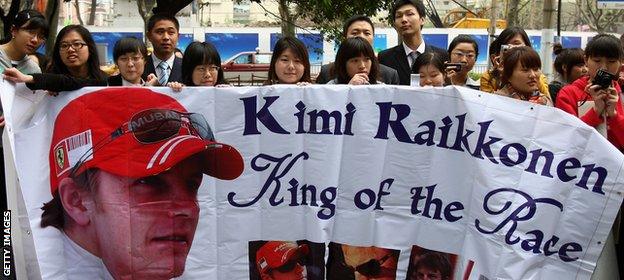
3, 82, 623, 280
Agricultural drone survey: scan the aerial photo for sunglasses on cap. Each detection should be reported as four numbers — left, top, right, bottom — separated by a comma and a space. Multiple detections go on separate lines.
69, 108, 214, 177
271, 257, 305, 273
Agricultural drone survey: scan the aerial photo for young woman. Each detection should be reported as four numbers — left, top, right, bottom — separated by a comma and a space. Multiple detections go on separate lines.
327, 37, 380, 85
108, 37, 157, 86
494, 46, 550, 105
556, 33, 624, 151
411, 51, 448, 87
480, 27, 551, 103
446, 35, 479, 89
265, 36, 311, 85
549, 44, 586, 103
3, 25, 107, 92
167, 41, 226, 91
0, 10, 48, 75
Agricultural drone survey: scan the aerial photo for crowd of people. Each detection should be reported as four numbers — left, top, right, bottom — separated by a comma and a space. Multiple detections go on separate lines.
0, 0, 623, 278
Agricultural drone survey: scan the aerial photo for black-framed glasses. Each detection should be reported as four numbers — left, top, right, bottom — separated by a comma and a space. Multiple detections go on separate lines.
69, 109, 214, 177
59, 41, 87, 51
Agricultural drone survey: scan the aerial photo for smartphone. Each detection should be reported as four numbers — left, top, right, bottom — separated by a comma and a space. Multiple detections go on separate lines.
444, 62, 462, 72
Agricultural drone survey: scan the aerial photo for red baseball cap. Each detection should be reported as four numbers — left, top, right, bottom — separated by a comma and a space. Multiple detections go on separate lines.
255, 241, 309, 274
49, 87, 244, 195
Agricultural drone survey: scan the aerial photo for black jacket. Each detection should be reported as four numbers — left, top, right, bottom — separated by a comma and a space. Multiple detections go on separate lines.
378, 44, 446, 85
142, 55, 183, 85
26, 73, 107, 92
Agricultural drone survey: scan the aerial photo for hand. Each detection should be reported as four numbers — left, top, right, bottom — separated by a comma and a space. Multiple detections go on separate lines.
167, 81, 184, 92
586, 84, 608, 115
47, 91, 59, 96
3, 68, 34, 83
296, 82, 310, 86
446, 69, 457, 84
145, 73, 159, 86
604, 87, 619, 118
348, 73, 370, 85
0, 115, 5, 127
215, 83, 232, 88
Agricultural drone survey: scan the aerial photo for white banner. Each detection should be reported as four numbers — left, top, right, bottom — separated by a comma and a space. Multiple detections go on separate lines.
3, 82, 623, 280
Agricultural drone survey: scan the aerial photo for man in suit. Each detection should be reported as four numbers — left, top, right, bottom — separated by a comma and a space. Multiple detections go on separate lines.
378, 0, 446, 85
316, 15, 400, 85
142, 13, 183, 85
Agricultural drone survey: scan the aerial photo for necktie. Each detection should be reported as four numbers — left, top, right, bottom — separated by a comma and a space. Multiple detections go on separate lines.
157, 61, 170, 86
409, 51, 418, 69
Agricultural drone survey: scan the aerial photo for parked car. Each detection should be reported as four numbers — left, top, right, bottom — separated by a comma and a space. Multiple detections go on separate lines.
221, 49, 272, 84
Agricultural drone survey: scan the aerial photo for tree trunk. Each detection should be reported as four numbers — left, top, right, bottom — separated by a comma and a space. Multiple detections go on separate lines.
74, 0, 84, 25
278, 0, 295, 37
45, 0, 60, 58
87, 0, 96, 25
506, 0, 521, 27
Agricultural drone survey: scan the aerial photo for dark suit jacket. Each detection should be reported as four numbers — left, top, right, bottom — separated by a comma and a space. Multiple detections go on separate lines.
107, 74, 123, 86
315, 62, 400, 85
142, 55, 183, 85
378, 44, 446, 85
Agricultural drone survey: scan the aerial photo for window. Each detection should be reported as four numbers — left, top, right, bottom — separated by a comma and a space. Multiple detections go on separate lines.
255, 54, 272, 64
234, 54, 252, 64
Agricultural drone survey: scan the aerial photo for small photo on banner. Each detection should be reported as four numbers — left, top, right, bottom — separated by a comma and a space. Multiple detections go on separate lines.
405, 245, 475, 280
326, 242, 400, 279
248, 240, 325, 280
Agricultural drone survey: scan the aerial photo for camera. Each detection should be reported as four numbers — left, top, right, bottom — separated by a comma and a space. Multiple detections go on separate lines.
444, 62, 462, 72
500, 44, 512, 56
592, 69, 616, 89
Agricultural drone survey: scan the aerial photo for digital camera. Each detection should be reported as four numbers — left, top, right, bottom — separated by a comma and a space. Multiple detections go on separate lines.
592, 69, 616, 89
444, 62, 462, 72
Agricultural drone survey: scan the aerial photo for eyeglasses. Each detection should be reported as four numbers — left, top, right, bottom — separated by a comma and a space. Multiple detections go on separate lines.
69, 109, 214, 177
195, 65, 220, 75
59, 41, 87, 51
20, 29, 46, 41
451, 51, 476, 60
273, 258, 305, 273
118, 56, 145, 64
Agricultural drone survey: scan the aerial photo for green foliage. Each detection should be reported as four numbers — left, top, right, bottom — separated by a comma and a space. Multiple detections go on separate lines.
295, 0, 394, 42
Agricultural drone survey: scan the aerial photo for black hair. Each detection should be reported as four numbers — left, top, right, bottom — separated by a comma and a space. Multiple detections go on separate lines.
552, 45, 584, 82
266, 36, 311, 85
147, 13, 180, 32
411, 51, 449, 84
113, 36, 148, 63
48, 25, 107, 81
342, 15, 375, 38
31, 52, 48, 70
390, 0, 427, 24
496, 26, 531, 47
12, 9, 49, 38
181, 41, 225, 86
333, 37, 380, 84
448, 34, 479, 57
584, 33, 624, 60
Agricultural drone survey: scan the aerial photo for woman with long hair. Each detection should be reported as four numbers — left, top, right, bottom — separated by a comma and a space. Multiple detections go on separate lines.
265, 36, 311, 85
4, 25, 107, 92
327, 37, 381, 85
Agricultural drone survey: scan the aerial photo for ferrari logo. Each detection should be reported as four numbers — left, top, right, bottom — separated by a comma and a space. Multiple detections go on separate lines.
55, 147, 65, 168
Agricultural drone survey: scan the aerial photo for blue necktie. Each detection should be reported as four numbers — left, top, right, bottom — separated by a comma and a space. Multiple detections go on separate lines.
158, 61, 170, 86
